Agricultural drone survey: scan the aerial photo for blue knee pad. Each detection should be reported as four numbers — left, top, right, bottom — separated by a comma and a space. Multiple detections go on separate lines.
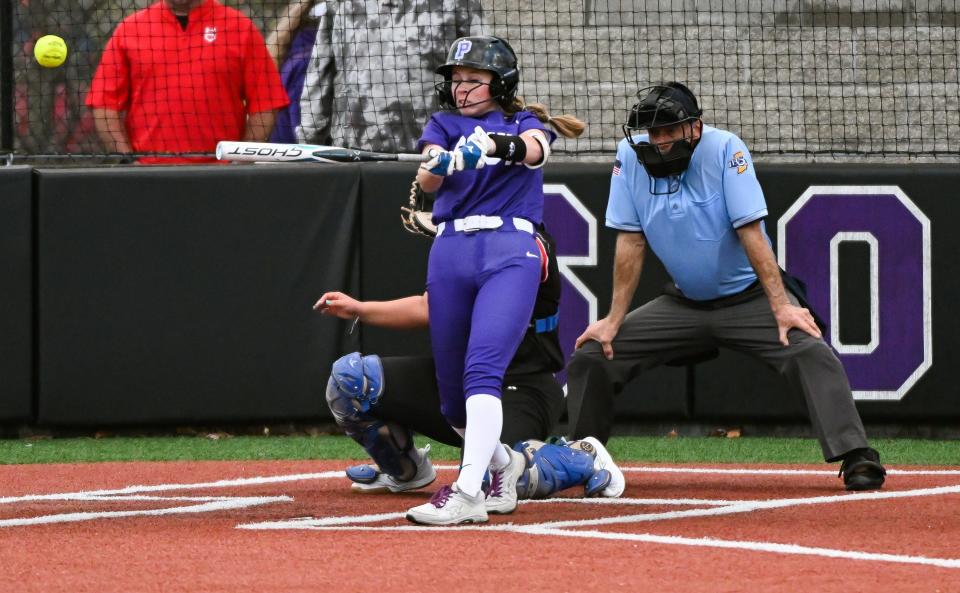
325, 352, 413, 479
513, 440, 597, 499
328, 352, 384, 420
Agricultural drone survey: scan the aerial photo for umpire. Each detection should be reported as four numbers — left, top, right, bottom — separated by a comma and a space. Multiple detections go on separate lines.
566, 82, 886, 491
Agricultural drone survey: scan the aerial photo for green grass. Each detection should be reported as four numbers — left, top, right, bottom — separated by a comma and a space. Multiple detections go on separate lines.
1, 435, 957, 465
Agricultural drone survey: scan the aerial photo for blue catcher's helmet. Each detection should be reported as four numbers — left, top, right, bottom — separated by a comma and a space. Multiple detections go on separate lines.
326, 352, 384, 423
435, 36, 520, 110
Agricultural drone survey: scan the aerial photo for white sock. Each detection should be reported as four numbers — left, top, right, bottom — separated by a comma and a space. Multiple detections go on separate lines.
455, 394, 503, 497
489, 441, 510, 469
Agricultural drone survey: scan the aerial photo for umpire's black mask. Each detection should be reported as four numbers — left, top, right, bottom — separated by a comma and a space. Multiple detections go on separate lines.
622, 83, 703, 194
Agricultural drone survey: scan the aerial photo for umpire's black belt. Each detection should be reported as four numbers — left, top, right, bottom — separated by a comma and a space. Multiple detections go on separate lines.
663, 271, 827, 333
662, 280, 763, 310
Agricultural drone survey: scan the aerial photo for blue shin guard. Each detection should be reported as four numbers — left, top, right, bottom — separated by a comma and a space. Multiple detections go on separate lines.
325, 352, 417, 481
513, 440, 597, 499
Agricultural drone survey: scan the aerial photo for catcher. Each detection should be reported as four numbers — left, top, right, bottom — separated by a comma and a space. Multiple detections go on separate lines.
312, 183, 625, 500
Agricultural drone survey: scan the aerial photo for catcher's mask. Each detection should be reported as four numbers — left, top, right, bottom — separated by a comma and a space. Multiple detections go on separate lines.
435, 36, 519, 111
622, 82, 703, 195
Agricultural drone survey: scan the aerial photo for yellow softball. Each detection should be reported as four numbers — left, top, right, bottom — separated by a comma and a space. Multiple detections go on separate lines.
34, 35, 68, 68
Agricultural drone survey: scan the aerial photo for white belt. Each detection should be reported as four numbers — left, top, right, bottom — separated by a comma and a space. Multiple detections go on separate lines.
437, 216, 534, 236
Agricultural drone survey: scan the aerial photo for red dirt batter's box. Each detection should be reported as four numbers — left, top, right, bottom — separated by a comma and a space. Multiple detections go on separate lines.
0, 460, 958, 593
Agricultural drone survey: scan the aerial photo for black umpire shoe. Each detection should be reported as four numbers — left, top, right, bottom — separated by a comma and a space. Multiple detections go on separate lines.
838, 447, 887, 491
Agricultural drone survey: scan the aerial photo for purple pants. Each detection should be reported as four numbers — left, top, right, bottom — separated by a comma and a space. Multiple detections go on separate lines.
427, 225, 541, 429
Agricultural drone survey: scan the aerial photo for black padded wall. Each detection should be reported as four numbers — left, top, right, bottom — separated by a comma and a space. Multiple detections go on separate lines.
0, 166, 33, 422
22, 162, 958, 427
36, 165, 360, 424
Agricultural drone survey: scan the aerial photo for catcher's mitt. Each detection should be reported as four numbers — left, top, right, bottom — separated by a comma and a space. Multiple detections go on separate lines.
400, 179, 437, 238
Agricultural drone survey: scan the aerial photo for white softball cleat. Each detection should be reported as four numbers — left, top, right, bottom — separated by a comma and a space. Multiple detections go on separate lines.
346, 445, 437, 494
582, 436, 626, 497
485, 445, 526, 514
405, 483, 488, 526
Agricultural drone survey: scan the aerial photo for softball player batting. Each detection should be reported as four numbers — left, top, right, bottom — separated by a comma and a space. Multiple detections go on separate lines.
315, 227, 624, 503
567, 82, 886, 491
398, 35, 584, 525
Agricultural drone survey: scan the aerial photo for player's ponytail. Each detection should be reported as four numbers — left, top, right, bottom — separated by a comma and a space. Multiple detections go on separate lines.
505, 97, 586, 139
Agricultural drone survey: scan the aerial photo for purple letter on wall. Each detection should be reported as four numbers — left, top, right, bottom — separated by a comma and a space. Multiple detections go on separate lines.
543, 185, 598, 386
778, 186, 932, 400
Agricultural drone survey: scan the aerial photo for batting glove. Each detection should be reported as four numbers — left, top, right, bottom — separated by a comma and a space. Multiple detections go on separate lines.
455, 141, 486, 171
466, 125, 495, 155
420, 149, 456, 176
454, 126, 493, 171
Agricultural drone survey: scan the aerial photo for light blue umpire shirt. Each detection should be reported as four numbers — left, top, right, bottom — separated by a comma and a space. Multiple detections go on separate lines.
606, 125, 770, 301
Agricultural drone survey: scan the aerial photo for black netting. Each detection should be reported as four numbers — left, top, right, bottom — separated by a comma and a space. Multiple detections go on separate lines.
3, 0, 959, 164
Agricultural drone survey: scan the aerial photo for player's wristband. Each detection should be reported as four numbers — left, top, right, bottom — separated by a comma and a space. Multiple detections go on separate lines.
488, 134, 528, 163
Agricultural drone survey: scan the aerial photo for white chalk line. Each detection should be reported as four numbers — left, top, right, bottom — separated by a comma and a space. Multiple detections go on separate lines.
237, 515, 960, 570
234, 496, 743, 530
518, 527, 960, 570
237, 511, 408, 530
231, 513, 960, 568
0, 471, 342, 505
0, 495, 291, 527
3, 465, 955, 508
623, 466, 960, 476
528, 483, 960, 529
0, 472, 343, 527
434, 464, 960, 476
232, 473, 960, 570
4, 462, 960, 569
238, 520, 960, 569
237, 483, 960, 532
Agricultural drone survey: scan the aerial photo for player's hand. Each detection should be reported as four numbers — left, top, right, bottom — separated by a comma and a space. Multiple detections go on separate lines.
575, 317, 621, 359
455, 137, 487, 171
466, 125, 495, 155
314, 291, 363, 320
772, 302, 822, 346
420, 148, 457, 176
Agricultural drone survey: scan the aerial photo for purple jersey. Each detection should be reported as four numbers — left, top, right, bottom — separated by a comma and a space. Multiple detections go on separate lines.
417, 110, 556, 225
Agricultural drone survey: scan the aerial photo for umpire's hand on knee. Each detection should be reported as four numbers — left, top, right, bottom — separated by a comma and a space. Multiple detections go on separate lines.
575, 317, 620, 360
773, 303, 822, 346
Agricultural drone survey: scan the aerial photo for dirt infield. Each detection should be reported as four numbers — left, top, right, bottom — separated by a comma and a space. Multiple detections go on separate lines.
1, 460, 958, 593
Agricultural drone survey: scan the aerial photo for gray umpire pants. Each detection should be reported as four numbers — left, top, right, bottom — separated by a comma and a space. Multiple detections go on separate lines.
565, 286, 869, 461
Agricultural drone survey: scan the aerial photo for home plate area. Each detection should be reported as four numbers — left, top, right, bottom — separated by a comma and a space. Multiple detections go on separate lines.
2, 461, 959, 593
240, 464, 960, 569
